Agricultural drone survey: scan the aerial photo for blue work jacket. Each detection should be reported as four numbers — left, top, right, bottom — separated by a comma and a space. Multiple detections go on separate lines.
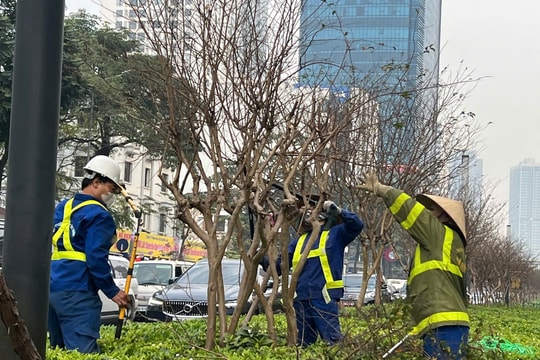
288, 209, 363, 301
50, 193, 120, 299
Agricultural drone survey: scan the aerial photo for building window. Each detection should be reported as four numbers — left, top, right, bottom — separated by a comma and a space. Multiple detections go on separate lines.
159, 213, 167, 234
161, 173, 168, 192
216, 216, 227, 232
124, 162, 132, 183
144, 168, 151, 187
115, 21, 123, 30
116, 10, 123, 17
74, 156, 87, 177
143, 213, 150, 229
117, 0, 124, 6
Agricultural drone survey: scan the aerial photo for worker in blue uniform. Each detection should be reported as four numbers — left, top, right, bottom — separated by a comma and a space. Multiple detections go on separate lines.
262, 200, 363, 346
48, 155, 130, 353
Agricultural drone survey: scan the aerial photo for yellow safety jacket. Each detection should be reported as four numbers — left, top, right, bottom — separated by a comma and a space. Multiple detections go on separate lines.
51, 198, 106, 262
292, 230, 344, 303
383, 189, 469, 336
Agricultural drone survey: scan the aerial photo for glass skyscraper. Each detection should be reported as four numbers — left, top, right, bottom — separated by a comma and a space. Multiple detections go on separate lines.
509, 159, 540, 262
298, 0, 442, 92
297, 0, 442, 166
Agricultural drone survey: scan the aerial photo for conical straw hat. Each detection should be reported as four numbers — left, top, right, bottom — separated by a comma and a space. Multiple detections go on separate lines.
416, 194, 467, 241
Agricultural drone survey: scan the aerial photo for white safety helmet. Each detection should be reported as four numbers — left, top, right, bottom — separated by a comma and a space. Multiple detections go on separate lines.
83, 155, 122, 189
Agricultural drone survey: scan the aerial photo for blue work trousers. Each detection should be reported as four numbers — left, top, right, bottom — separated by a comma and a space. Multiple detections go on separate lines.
48, 290, 102, 353
423, 325, 469, 359
293, 298, 341, 346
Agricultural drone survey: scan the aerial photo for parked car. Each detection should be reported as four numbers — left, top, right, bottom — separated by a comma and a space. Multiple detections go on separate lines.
147, 258, 258, 321
341, 274, 372, 306
387, 278, 407, 301
341, 273, 392, 306
132, 259, 193, 320
100, 253, 139, 325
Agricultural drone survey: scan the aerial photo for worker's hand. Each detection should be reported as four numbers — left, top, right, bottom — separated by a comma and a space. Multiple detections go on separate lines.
323, 200, 341, 214
112, 290, 130, 308
356, 173, 392, 197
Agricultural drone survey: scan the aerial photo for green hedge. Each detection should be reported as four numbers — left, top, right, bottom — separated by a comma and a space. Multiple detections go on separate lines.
45, 304, 539, 359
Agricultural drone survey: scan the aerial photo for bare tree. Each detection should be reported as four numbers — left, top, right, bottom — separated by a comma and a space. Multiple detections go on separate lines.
313, 60, 490, 306
122, 0, 353, 348
121, 0, 504, 351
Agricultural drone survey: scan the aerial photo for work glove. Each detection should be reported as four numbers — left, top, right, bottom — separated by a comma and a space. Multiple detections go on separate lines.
323, 200, 341, 214
356, 173, 392, 197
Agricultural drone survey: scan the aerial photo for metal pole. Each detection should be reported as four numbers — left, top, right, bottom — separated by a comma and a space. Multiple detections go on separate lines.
115, 189, 141, 339
382, 333, 410, 359
0, 0, 65, 358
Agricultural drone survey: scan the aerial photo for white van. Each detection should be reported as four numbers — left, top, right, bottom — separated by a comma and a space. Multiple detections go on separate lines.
132, 259, 193, 320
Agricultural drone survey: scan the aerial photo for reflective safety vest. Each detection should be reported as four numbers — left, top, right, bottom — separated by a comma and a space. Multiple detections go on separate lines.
51, 198, 106, 262
386, 191, 469, 335
292, 230, 343, 303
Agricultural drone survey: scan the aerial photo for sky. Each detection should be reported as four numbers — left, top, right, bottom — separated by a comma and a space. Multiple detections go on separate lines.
65, 0, 540, 214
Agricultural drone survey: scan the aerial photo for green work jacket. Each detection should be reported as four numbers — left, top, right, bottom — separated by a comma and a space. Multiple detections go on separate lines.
383, 188, 469, 336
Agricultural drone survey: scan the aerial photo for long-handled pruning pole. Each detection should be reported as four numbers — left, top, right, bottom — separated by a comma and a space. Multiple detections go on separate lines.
115, 188, 142, 339
382, 333, 410, 359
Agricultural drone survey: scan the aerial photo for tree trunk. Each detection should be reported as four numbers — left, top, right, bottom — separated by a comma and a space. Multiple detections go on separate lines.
0, 273, 41, 360
205, 249, 219, 350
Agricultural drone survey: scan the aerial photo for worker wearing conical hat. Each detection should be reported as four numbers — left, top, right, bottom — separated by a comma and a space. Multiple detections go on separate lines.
357, 173, 469, 360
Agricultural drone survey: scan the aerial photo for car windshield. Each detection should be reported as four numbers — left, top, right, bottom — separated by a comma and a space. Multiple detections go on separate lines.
177, 261, 243, 286
109, 257, 129, 279
344, 275, 362, 287
344, 275, 377, 289
133, 263, 173, 285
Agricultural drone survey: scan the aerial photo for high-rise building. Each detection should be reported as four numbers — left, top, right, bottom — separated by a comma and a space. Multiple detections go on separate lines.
297, 0, 442, 167
298, 0, 441, 92
509, 159, 540, 260
448, 152, 484, 202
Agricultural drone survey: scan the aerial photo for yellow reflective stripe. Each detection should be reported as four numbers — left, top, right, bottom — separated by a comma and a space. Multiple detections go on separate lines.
291, 230, 342, 294
410, 311, 470, 335
307, 249, 324, 258
442, 226, 453, 262
409, 227, 463, 284
388, 193, 409, 214
326, 280, 344, 289
62, 200, 104, 253
409, 260, 464, 282
51, 199, 106, 263
400, 203, 424, 230
52, 199, 74, 250
317, 231, 338, 289
51, 250, 87, 261
388, 193, 425, 230
292, 233, 307, 268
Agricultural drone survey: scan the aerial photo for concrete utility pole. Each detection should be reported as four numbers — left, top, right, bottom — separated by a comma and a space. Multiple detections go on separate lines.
0, 0, 65, 358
